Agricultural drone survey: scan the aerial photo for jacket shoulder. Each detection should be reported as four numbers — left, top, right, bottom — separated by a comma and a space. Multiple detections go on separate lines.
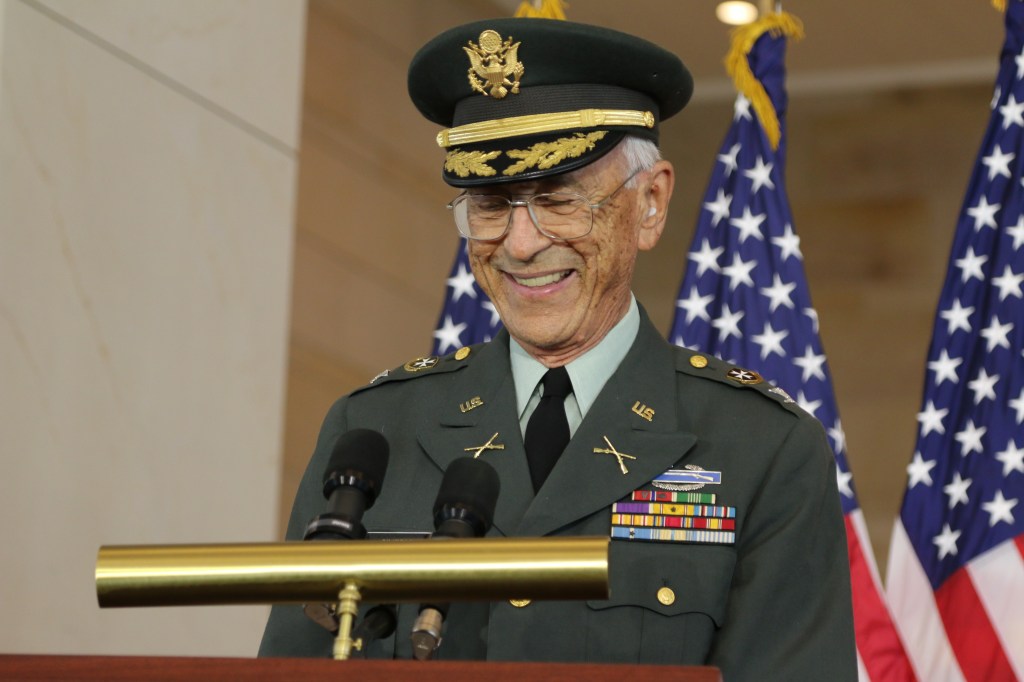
670, 345, 807, 418
350, 344, 482, 396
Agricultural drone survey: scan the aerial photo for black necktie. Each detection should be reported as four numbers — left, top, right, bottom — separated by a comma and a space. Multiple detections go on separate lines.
524, 366, 573, 492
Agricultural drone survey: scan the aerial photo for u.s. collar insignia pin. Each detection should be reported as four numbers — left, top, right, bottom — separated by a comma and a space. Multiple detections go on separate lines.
404, 356, 439, 372
652, 464, 723, 491
464, 30, 524, 99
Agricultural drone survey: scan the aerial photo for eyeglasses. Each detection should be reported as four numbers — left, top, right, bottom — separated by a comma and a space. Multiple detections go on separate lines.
447, 168, 645, 242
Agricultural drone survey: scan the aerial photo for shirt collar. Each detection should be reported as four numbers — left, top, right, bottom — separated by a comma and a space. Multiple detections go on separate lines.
510, 295, 640, 419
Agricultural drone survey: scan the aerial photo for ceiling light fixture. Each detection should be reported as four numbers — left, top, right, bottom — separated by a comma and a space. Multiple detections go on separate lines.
716, 1, 758, 26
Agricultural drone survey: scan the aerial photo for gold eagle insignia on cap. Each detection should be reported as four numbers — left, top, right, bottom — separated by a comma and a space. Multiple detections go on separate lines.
464, 30, 524, 99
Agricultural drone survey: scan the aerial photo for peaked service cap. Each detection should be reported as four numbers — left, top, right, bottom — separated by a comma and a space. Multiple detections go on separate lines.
408, 18, 692, 187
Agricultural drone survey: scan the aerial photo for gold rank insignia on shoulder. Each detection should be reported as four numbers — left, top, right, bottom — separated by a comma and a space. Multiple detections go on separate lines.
464, 30, 524, 99
689, 355, 708, 368
404, 356, 439, 372
455, 347, 471, 360
726, 367, 763, 385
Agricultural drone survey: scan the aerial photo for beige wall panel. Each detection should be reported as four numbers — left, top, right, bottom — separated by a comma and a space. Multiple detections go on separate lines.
34, 0, 306, 148
279, 342, 369, 531
297, 125, 456, 296
290, 231, 439, 377
0, 1, 6, 80
0, 0, 300, 656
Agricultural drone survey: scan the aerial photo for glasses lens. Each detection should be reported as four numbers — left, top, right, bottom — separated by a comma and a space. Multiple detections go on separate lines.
453, 195, 509, 240
449, 192, 594, 240
529, 193, 591, 239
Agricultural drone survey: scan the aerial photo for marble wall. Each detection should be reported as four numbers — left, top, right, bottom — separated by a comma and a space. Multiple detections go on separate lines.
0, 0, 305, 656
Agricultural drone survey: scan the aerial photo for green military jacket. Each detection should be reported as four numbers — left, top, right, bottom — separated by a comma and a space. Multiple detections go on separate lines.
260, 309, 856, 680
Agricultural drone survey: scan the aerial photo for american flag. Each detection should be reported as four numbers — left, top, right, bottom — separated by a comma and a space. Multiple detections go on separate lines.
668, 15, 916, 681
885, 2, 1024, 680
430, 239, 502, 356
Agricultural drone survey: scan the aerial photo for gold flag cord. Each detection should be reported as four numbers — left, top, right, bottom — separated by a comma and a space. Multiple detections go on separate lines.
724, 11, 804, 150
514, 0, 568, 20
993, 0, 1006, 12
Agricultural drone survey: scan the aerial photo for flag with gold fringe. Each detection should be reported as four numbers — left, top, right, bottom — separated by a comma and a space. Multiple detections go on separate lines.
885, 1, 1024, 679
668, 13, 917, 681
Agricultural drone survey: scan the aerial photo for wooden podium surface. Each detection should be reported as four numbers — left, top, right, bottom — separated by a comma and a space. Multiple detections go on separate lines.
0, 655, 721, 681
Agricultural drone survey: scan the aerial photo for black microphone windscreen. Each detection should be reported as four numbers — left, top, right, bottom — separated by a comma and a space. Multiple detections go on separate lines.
432, 457, 500, 528
323, 428, 390, 496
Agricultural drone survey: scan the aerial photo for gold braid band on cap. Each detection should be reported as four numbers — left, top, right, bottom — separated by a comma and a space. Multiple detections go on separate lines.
437, 108, 655, 147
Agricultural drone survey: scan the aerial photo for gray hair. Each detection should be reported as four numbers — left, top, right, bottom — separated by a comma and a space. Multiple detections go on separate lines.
619, 135, 661, 187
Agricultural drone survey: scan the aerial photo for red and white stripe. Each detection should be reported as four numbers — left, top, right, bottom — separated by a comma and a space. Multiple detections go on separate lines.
846, 510, 918, 681
887, 523, 1024, 681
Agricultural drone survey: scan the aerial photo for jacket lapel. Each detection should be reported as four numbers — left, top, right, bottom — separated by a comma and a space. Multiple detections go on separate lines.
416, 331, 533, 537
516, 312, 699, 538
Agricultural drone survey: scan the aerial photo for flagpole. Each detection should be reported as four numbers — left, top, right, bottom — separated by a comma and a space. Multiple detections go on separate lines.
760, 0, 780, 15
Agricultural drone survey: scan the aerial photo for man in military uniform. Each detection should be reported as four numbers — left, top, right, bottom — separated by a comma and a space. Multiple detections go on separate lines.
260, 17, 856, 680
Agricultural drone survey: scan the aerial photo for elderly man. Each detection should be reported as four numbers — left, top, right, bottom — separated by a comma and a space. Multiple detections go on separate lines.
260, 17, 856, 680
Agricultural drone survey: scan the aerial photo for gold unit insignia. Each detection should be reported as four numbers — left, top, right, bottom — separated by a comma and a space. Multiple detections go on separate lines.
464, 29, 524, 99
726, 367, 763, 385
404, 356, 439, 372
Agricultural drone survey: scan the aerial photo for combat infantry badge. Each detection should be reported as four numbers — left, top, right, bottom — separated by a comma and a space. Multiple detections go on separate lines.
652, 464, 722, 491
464, 30, 524, 99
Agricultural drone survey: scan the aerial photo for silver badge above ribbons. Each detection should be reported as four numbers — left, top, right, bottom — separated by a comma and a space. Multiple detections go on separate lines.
652, 464, 722, 491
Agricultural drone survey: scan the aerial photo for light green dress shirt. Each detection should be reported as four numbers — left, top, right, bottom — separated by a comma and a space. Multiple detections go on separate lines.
510, 295, 640, 438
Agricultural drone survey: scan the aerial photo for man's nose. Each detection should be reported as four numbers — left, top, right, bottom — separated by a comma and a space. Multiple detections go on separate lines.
501, 204, 552, 261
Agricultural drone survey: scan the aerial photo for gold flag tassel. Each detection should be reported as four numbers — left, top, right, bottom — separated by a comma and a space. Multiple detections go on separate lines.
724, 11, 804, 150
514, 0, 569, 20
993, 0, 1006, 13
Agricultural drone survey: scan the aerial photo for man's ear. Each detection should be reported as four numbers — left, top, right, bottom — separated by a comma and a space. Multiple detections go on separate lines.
638, 159, 674, 251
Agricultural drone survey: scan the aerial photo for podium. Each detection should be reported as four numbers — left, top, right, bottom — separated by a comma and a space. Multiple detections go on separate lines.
0, 655, 721, 681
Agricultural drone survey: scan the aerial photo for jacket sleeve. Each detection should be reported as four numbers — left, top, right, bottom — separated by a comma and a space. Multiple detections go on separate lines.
257, 397, 350, 658
708, 414, 858, 680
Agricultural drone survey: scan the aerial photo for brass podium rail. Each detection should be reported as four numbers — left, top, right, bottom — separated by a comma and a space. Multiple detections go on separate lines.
96, 536, 608, 607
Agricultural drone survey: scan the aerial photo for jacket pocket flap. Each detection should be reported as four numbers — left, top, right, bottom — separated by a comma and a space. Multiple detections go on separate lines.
587, 541, 736, 626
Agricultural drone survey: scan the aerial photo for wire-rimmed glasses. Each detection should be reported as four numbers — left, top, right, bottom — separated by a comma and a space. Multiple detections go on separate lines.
447, 168, 644, 242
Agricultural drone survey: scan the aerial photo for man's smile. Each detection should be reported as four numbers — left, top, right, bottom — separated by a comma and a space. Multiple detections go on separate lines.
507, 269, 575, 288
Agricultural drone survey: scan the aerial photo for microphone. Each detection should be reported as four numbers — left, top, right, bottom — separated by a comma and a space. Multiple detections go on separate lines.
410, 457, 500, 661
302, 429, 389, 633
304, 429, 390, 541
350, 603, 398, 646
